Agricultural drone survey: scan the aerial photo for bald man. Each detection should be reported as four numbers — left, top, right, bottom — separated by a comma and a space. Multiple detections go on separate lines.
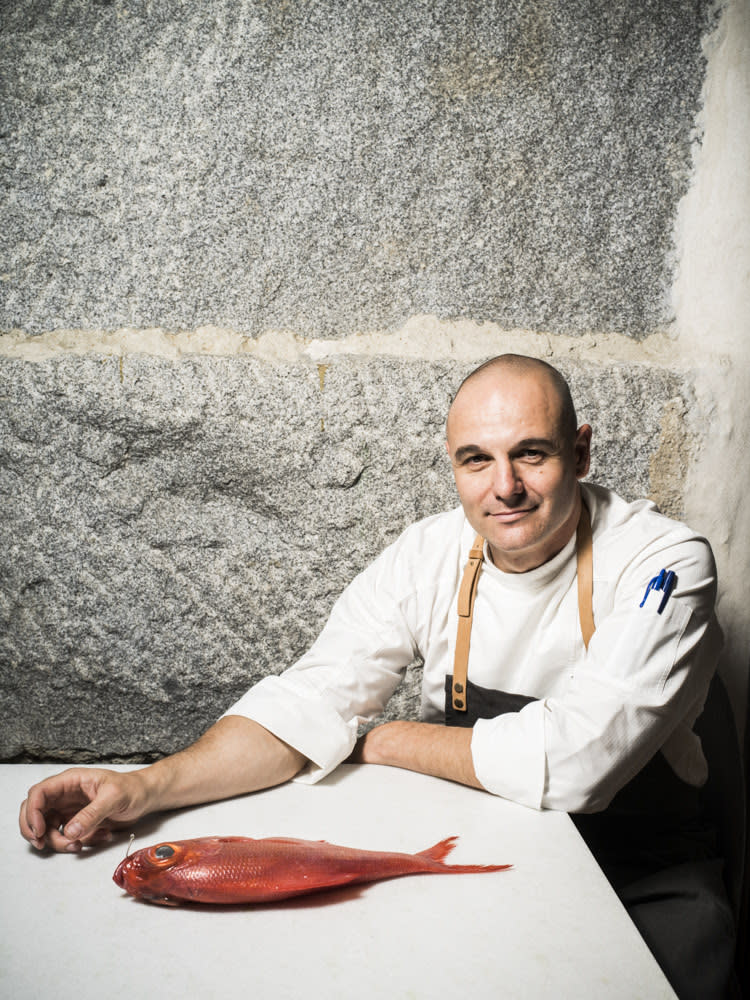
20, 356, 732, 997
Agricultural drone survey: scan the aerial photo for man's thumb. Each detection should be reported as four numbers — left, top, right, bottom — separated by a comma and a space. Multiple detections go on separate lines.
63, 793, 114, 841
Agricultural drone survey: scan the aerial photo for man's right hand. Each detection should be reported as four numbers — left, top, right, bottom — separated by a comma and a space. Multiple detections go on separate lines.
19, 767, 151, 853
19, 716, 308, 854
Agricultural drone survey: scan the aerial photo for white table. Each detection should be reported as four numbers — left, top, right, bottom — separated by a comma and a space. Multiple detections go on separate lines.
2, 763, 675, 999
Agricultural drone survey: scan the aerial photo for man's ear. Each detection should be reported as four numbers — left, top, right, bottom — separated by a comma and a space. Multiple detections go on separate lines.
575, 424, 592, 478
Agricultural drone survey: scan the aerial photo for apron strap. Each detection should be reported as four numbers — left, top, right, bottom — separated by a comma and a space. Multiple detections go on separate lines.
451, 534, 485, 710
451, 496, 594, 713
576, 499, 595, 649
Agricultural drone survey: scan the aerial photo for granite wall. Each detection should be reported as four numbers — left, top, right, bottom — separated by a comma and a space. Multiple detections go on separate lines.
1, 0, 748, 761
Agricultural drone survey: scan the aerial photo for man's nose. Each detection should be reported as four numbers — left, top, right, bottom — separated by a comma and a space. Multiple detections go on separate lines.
491, 458, 523, 499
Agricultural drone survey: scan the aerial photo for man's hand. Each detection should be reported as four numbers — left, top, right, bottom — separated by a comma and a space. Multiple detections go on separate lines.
349, 720, 485, 791
19, 767, 152, 853
19, 716, 308, 854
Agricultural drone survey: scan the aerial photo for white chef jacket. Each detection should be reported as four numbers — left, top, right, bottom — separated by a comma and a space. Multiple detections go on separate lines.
222, 483, 722, 813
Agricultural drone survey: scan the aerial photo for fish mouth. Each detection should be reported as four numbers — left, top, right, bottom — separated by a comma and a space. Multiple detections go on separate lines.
113, 857, 143, 889
113, 859, 128, 888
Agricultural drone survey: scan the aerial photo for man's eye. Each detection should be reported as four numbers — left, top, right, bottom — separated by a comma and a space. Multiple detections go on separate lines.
465, 454, 490, 465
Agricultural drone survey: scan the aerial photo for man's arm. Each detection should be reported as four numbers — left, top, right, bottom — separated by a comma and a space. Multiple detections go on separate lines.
350, 720, 485, 791
19, 716, 307, 853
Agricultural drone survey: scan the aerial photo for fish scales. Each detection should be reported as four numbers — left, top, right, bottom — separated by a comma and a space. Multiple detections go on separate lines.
113, 834, 511, 907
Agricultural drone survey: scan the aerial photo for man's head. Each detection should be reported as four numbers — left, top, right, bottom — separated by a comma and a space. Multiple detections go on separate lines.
446, 355, 591, 573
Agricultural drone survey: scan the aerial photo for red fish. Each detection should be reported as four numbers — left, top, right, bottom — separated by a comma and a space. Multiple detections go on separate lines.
113, 835, 511, 906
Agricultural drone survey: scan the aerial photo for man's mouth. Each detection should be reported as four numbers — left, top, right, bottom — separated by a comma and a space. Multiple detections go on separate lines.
486, 507, 535, 522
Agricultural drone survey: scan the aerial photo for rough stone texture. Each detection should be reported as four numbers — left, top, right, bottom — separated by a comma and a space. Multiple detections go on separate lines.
0, 0, 723, 760
0, 354, 693, 760
1, 0, 713, 339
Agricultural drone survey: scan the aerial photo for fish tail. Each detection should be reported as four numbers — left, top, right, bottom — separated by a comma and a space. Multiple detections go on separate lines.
442, 861, 513, 873
417, 836, 460, 864
417, 836, 512, 874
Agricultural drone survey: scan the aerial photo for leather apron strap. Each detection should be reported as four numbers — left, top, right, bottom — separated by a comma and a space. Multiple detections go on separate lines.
576, 500, 595, 648
450, 534, 485, 711
450, 498, 594, 713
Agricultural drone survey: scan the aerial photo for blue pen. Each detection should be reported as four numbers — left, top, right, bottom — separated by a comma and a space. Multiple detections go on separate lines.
657, 571, 676, 613
639, 569, 677, 614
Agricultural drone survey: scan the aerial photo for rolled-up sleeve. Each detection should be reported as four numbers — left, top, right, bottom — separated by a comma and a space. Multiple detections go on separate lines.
221, 538, 422, 783
221, 674, 360, 782
471, 533, 722, 812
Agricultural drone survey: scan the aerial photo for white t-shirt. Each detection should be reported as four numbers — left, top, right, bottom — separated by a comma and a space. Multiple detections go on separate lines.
223, 483, 722, 812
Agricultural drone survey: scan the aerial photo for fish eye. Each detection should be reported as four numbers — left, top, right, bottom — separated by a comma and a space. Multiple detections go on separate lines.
154, 844, 175, 859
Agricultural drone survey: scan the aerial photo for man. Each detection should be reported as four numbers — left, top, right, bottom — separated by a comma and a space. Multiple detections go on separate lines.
19, 355, 732, 996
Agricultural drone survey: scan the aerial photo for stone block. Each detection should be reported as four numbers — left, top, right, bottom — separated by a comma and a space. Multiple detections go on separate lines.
0, 354, 694, 759
1, 0, 713, 339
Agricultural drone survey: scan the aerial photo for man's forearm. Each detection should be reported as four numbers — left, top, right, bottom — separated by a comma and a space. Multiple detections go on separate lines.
21, 715, 308, 853
138, 715, 308, 814
350, 721, 485, 790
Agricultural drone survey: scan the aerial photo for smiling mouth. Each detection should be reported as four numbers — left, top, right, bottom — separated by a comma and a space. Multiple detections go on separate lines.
486, 508, 535, 521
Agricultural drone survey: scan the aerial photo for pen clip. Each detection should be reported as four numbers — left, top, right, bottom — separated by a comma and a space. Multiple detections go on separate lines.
656, 571, 676, 614
639, 568, 676, 613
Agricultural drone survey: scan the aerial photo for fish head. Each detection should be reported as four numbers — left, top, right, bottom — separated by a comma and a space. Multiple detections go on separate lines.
113, 840, 191, 904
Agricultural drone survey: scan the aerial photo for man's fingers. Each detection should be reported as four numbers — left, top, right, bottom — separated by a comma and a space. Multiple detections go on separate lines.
19, 799, 45, 849
19, 793, 62, 848
59, 784, 124, 843
20, 800, 82, 852
23, 769, 88, 841
20, 768, 136, 853
50, 823, 114, 853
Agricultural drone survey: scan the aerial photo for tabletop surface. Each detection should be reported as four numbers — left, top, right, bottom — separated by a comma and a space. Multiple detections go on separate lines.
2, 762, 675, 999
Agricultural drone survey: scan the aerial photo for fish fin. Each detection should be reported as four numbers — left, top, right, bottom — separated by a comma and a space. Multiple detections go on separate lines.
417, 837, 512, 874
144, 895, 182, 907
258, 837, 331, 847
442, 861, 513, 873
417, 836, 459, 863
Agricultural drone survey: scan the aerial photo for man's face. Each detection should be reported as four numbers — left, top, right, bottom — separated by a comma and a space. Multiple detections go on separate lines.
445, 369, 591, 573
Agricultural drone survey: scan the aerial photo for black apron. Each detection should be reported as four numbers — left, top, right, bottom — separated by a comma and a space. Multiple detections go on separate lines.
443, 673, 715, 879
443, 674, 733, 1000
443, 506, 733, 998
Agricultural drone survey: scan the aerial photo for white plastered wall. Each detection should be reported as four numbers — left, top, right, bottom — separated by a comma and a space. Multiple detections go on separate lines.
675, 0, 750, 747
